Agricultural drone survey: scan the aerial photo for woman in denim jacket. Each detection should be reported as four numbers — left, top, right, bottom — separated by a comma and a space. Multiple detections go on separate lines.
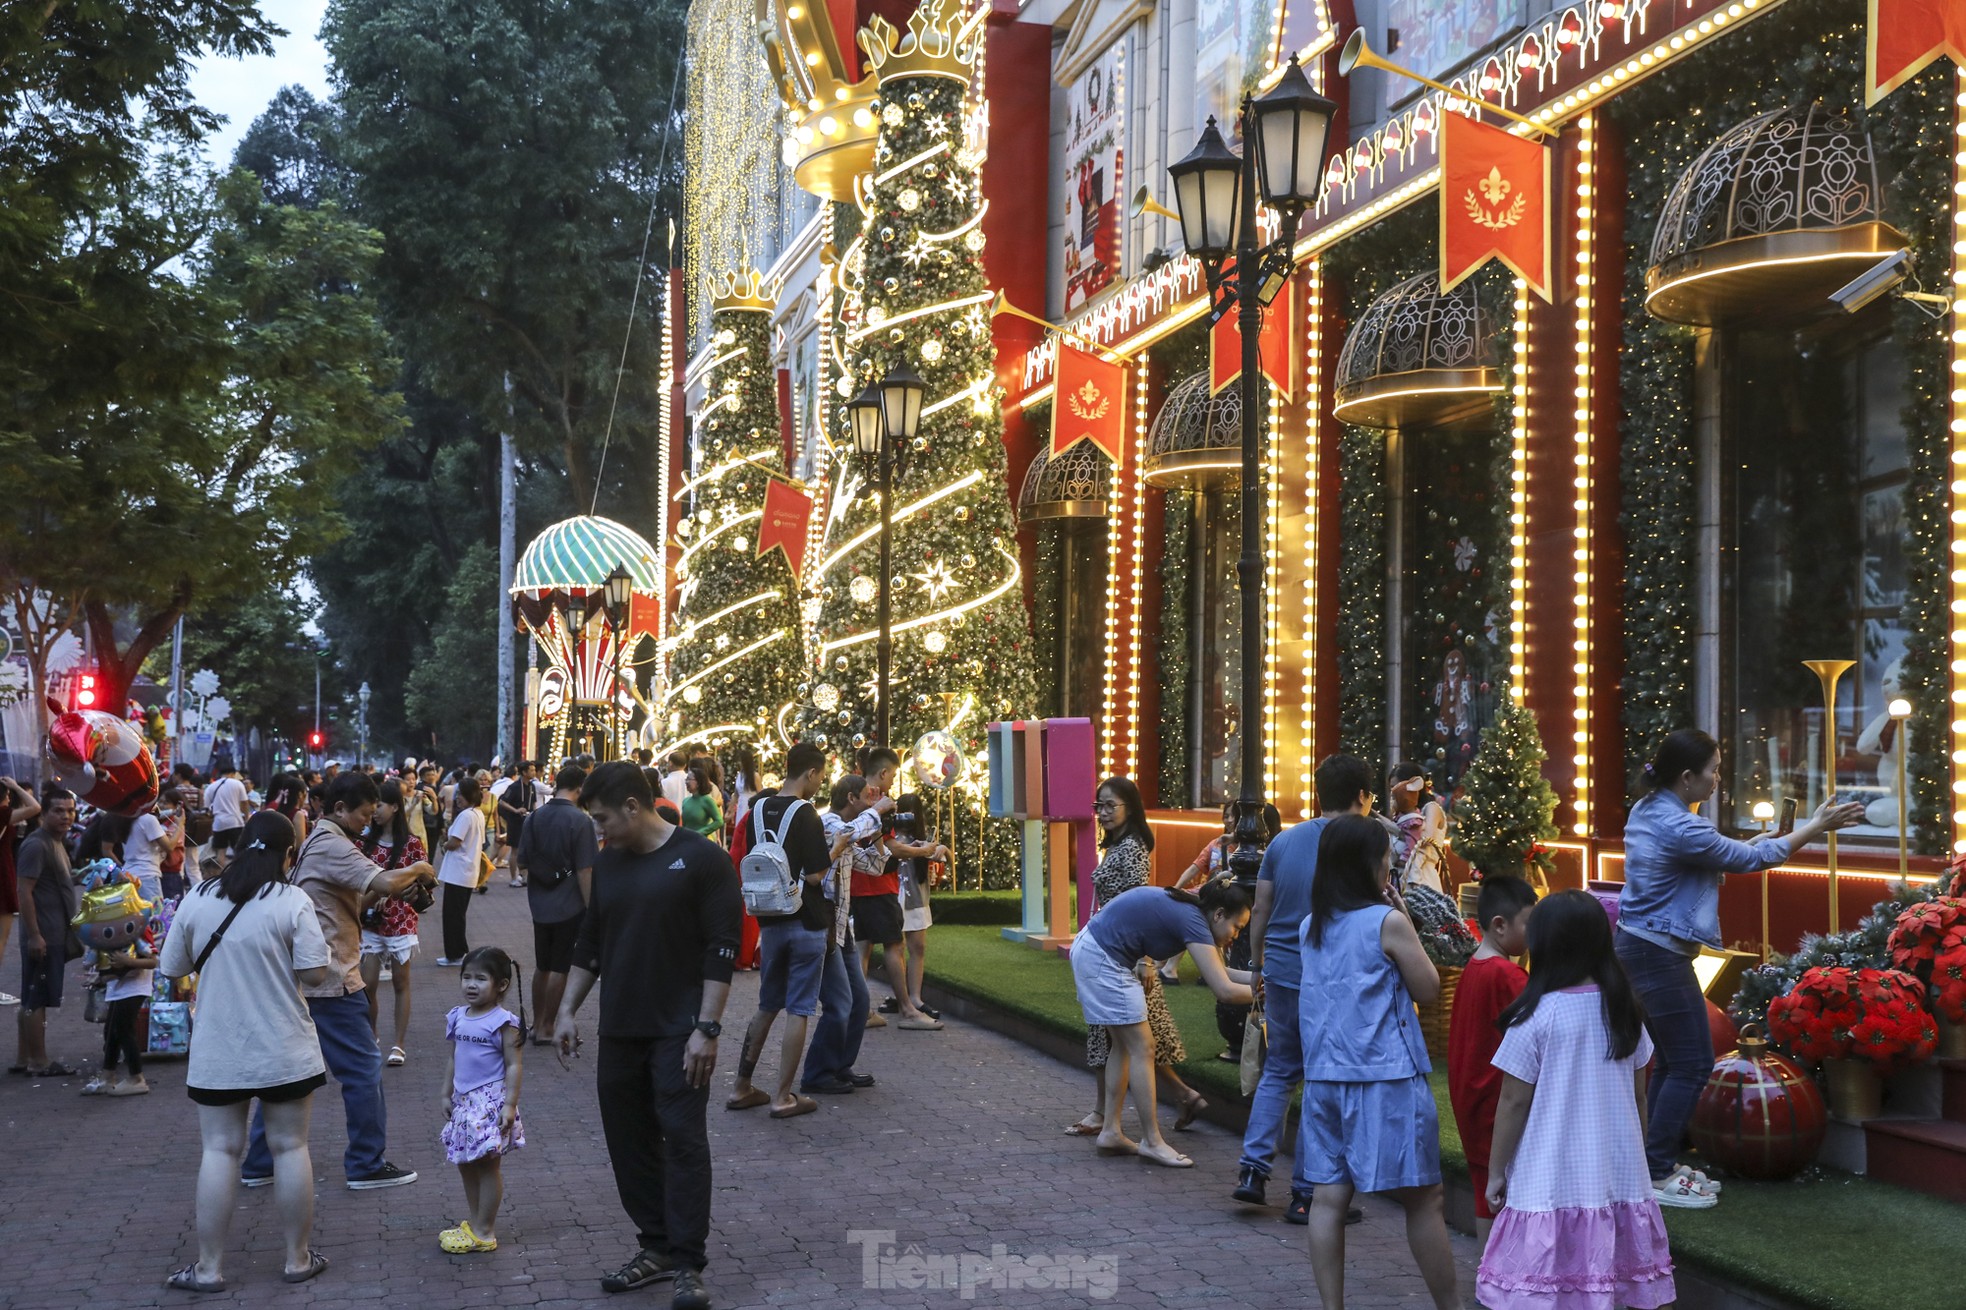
1615, 729, 1862, 1207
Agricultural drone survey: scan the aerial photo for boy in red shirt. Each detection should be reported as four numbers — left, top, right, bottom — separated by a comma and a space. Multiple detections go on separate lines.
1448, 874, 1537, 1248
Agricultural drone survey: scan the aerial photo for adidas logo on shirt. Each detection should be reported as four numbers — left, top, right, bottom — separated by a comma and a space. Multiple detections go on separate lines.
670, 859, 687, 870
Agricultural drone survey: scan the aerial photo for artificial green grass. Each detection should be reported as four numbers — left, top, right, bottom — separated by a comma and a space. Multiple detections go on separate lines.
920, 923, 1966, 1310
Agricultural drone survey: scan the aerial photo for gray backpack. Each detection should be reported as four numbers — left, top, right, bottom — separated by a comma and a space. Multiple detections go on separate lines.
739, 798, 807, 918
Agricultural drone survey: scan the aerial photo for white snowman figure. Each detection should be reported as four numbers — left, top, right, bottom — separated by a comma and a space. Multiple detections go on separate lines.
1853, 659, 1908, 830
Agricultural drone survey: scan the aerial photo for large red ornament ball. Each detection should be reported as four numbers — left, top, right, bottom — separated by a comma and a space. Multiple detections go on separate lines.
1688, 1027, 1827, 1180
47, 708, 159, 816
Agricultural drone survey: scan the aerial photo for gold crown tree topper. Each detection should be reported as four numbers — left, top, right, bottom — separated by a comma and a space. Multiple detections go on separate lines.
858, 0, 988, 87
756, 0, 880, 201
711, 264, 778, 314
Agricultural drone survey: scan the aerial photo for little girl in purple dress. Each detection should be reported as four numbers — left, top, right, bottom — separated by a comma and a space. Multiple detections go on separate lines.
439, 946, 526, 1253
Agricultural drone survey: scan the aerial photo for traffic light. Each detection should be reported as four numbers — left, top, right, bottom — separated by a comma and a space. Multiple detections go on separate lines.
74, 670, 98, 709
309, 730, 324, 751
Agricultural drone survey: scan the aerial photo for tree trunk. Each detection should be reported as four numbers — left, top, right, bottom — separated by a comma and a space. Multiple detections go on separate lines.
82, 582, 192, 711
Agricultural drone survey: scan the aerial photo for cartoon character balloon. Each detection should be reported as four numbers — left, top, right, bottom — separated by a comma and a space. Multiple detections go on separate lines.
911, 730, 966, 792
71, 878, 151, 951
47, 707, 159, 816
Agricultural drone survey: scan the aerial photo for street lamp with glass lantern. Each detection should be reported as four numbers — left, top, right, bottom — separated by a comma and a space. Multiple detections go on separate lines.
602, 565, 633, 762
849, 364, 925, 751
1167, 56, 1335, 883
357, 681, 371, 768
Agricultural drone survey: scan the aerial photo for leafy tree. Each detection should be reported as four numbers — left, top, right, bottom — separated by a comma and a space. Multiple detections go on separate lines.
233, 84, 350, 209
323, 0, 682, 513
404, 541, 500, 760
141, 588, 330, 747
1, 161, 404, 719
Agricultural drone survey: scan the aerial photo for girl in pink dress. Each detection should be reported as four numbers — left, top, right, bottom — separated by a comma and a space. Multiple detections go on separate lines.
1479, 891, 1675, 1310
438, 947, 526, 1253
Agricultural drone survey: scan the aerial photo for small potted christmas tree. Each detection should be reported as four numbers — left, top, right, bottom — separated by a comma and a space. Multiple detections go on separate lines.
1453, 697, 1560, 908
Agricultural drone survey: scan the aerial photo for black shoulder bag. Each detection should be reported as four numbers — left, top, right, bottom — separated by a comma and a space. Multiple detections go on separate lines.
191, 897, 251, 976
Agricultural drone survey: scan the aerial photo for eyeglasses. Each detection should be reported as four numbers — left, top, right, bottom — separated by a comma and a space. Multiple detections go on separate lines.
1093, 801, 1120, 813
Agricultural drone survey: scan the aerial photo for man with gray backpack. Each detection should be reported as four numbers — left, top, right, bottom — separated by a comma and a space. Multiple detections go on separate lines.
723, 743, 840, 1118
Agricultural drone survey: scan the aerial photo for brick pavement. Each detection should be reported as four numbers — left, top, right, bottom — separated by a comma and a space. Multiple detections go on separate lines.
1, 881, 1480, 1309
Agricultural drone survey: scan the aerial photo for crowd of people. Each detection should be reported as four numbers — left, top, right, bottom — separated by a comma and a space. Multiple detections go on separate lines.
2, 721, 1870, 1310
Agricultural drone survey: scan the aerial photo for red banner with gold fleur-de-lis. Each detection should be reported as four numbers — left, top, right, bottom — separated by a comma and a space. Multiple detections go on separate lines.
1867, 0, 1966, 104
1440, 109, 1552, 302
1051, 341, 1128, 461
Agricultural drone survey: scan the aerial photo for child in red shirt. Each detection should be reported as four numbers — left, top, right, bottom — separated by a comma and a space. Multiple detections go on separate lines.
1448, 874, 1538, 1247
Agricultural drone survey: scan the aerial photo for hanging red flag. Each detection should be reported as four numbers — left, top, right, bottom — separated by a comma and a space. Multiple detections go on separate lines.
1209, 281, 1295, 398
757, 477, 815, 579
1051, 340, 1127, 461
1440, 110, 1551, 301
1868, 0, 1966, 104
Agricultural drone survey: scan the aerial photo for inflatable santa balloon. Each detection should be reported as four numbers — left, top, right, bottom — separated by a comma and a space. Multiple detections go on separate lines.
47, 705, 160, 816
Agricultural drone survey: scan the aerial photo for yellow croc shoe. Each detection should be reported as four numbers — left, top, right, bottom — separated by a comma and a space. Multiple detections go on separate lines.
440, 1221, 497, 1253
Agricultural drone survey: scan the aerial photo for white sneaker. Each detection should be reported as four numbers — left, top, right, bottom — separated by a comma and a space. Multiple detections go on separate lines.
0, 991, 19, 1006
1653, 1172, 1718, 1209
1675, 1165, 1722, 1196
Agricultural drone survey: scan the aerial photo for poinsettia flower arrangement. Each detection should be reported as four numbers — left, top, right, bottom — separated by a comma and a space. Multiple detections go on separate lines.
1767, 966, 1937, 1074
1888, 898, 1966, 1025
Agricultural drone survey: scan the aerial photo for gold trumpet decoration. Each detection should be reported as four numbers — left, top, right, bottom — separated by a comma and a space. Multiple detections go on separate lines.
1337, 29, 1556, 138
1803, 659, 1856, 934
1128, 186, 1182, 222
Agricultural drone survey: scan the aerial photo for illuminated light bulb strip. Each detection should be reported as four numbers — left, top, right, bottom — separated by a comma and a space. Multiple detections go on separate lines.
1570, 114, 1595, 838
672, 450, 778, 501
946, 692, 976, 733
842, 290, 996, 343
655, 267, 675, 681
1264, 351, 1284, 800
1099, 402, 1126, 775
695, 391, 738, 421
775, 700, 800, 750
656, 590, 783, 652
675, 508, 764, 571
1509, 278, 1531, 702
1951, 68, 1966, 852
805, 212, 839, 647
1125, 365, 1151, 778
814, 471, 986, 576
816, 543, 1024, 653
667, 629, 793, 698
873, 140, 952, 187
1296, 170, 1441, 261
1300, 262, 1324, 812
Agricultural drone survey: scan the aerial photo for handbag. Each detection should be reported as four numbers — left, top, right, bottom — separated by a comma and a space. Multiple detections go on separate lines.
184, 806, 215, 846
1239, 1001, 1267, 1097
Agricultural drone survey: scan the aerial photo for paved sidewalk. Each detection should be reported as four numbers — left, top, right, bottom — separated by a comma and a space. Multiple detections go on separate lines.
1, 881, 1479, 1308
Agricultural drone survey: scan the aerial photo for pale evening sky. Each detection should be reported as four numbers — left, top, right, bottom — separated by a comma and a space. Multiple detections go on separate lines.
186, 0, 335, 169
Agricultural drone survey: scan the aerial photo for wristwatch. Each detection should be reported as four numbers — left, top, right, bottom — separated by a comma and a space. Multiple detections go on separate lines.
693, 1019, 723, 1039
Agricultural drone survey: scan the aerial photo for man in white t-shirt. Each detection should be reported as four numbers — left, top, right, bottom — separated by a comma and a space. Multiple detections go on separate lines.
203, 762, 251, 852
659, 751, 689, 811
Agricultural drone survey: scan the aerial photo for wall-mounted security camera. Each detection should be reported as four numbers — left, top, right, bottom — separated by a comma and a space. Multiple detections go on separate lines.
1829, 248, 1947, 318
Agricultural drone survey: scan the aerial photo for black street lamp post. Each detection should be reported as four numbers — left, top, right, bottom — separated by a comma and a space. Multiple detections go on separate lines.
849, 364, 925, 751
1168, 57, 1335, 882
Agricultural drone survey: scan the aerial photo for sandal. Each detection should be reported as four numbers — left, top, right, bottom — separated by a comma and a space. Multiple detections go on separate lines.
725, 1088, 771, 1111
1063, 1121, 1104, 1137
600, 1247, 677, 1293
1138, 1143, 1195, 1169
387, 1046, 406, 1066
769, 1095, 819, 1119
283, 1251, 330, 1283
164, 1265, 226, 1293
440, 1221, 498, 1253
1173, 1093, 1208, 1132
30, 1061, 79, 1077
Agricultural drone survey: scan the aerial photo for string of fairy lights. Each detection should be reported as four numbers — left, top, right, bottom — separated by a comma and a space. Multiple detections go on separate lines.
1570, 114, 1596, 837
1949, 67, 1966, 853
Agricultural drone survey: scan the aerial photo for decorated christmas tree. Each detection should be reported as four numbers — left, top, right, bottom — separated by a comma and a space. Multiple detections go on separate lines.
1453, 696, 1559, 881
664, 269, 803, 764
800, 0, 1037, 784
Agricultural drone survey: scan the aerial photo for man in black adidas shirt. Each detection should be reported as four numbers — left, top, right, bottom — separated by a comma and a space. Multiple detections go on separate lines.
724, 742, 835, 1119
556, 762, 741, 1309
